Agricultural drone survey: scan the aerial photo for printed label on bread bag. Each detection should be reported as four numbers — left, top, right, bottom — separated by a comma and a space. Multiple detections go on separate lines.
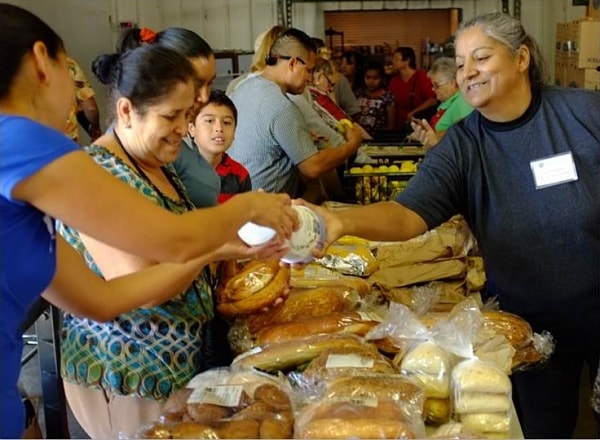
188, 385, 244, 407
325, 354, 375, 369
330, 395, 379, 408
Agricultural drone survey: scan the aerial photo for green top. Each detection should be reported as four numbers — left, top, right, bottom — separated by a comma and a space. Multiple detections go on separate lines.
435, 90, 474, 132
57, 145, 213, 400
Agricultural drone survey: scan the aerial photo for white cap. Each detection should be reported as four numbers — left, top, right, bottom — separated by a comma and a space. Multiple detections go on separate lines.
237, 222, 277, 247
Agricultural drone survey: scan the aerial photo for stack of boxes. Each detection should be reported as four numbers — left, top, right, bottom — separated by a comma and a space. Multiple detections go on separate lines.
554, 11, 600, 90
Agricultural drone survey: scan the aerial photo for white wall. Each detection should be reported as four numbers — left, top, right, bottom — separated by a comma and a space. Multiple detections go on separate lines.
9, 0, 587, 120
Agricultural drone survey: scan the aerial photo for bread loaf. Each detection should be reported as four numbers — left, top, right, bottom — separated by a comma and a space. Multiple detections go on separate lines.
217, 264, 290, 316
482, 311, 533, 349
243, 286, 360, 333
324, 374, 424, 409
302, 345, 397, 382
297, 418, 416, 439
256, 311, 379, 345
232, 333, 369, 372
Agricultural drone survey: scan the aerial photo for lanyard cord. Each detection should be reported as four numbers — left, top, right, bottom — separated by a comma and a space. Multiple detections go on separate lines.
112, 129, 194, 211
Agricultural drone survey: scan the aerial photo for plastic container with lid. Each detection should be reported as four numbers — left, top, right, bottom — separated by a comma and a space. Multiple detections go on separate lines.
237, 205, 325, 264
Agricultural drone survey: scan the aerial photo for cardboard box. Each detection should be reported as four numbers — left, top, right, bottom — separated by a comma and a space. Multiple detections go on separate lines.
567, 19, 600, 69
566, 65, 600, 90
554, 60, 568, 86
589, 0, 600, 20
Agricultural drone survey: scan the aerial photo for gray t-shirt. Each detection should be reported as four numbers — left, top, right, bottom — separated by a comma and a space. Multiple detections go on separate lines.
397, 86, 599, 350
172, 135, 220, 208
333, 75, 360, 116
228, 75, 318, 196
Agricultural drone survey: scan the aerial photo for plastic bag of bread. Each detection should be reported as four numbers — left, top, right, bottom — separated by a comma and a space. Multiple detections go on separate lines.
216, 259, 290, 316
255, 310, 382, 346
451, 358, 513, 438
231, 333, 371, 373
241, 285, 362, 334
143, 367, 295, 439
294, 399, 423, 439
227, 285, 363, 354
323, 374, 425, 415
300, 344, 398, 383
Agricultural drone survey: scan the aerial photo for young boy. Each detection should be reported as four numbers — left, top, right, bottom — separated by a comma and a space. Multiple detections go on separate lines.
189, 90, 251, 203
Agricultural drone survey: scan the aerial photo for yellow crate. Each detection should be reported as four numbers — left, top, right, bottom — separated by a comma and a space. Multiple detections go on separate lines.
345, 171, 412, 204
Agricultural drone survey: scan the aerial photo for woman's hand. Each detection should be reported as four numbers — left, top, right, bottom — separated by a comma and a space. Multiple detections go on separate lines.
292, 198, 344, 259
213, 237, 290, 263
243, 191, 299, 243
410, 118, 440, 148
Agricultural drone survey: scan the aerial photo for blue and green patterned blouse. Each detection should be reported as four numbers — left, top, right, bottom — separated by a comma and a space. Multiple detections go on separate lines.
56, 145, 214, 400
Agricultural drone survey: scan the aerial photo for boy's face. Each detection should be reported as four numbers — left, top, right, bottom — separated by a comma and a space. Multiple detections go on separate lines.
189, 103, 236, 156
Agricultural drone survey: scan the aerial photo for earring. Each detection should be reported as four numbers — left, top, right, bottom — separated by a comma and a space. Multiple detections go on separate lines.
125, 122, 131, 129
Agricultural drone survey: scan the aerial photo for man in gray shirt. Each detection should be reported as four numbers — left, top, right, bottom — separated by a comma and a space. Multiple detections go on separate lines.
227, 28, 362, 197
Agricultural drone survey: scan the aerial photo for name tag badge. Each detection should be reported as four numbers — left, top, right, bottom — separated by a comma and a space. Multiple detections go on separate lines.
530, 152, 578, 189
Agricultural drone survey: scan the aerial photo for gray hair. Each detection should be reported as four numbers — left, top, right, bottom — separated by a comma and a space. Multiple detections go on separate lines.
456, 12, 547, 89
428, 57, 458, 83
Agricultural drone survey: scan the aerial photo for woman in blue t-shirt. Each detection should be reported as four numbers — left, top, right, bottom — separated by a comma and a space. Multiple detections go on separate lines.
0, 5, 297, 438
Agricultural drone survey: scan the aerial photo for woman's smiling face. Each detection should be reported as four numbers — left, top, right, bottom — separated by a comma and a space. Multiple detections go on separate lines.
455, 26, 528, 117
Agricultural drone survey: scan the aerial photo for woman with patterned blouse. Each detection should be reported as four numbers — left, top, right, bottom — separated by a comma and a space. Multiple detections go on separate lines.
56, 45, 290, 439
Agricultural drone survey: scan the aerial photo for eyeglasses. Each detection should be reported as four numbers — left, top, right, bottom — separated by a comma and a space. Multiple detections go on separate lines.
323, 72, 335, 86
431, 81, 449, 90
276, 55, 306, 65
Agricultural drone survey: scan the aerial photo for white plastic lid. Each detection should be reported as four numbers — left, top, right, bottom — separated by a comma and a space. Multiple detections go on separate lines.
237, 222, 277, 247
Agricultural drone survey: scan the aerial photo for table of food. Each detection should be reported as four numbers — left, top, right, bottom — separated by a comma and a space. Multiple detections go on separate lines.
136, 216, 553, 439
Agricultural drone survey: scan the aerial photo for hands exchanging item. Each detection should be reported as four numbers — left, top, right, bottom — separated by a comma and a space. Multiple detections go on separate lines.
217, 198, 340, 316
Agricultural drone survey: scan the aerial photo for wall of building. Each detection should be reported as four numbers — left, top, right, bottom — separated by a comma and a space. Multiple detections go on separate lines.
8, 0, 588, 120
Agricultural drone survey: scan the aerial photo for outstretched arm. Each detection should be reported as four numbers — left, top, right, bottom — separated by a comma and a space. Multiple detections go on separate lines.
43, 236, 209, 321
13, 151, 297, 263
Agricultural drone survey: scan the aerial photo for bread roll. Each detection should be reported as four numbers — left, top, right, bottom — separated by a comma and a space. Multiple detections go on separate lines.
161, 387, 193, 422
259, 417, 293, 439
253, 384, 292, 411
452, 359, 511, 394
232, 333, 369, 372
187, 403, 232, 424
454, 392, 512, 414
255, 311, 378, 345
212, 419, 260, 439
459, 412, 510, 433
401, 341, 451, 398
166, 421, 219, 439
297, 418, 416, 439
401, 341, 451, 375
